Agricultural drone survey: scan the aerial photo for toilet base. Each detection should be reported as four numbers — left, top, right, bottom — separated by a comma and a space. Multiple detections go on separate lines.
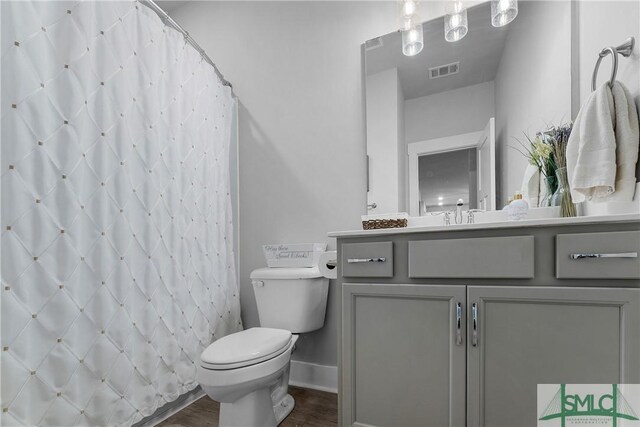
217, 390, 295, 427
219, 387, 275, 427
273, 393, 295, 424
199, 335, 300, 427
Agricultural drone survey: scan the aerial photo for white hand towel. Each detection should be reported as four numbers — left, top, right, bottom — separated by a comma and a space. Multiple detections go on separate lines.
566, 81, 639, 203
609, 82, 640, 202
566, 83, 616, 202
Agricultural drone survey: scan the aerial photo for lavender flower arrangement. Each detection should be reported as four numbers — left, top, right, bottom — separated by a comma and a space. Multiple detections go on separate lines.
513, 123, 576, 216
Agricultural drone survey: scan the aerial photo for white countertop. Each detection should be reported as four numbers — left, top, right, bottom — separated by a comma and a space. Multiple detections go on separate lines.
328, 213, 640, 238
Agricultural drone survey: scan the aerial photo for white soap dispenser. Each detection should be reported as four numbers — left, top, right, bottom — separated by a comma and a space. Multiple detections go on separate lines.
507, 192, 529, 221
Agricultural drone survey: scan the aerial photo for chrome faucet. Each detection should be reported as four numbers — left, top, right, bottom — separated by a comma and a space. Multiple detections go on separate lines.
454, 199, 464, 224
430, 203, 486, 226
430, 211, 452, 226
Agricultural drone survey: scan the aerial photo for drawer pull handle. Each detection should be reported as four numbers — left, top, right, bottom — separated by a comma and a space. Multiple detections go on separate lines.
347, 257, 386, 263
471, 303, 478, 347
570, 252, 638, 260
455, 302, 463, 346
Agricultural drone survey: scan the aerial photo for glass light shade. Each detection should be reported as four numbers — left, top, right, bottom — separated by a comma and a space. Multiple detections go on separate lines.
399, 1, 420, 31
444, 2, 468, 42
401, 0, 417, 17
491, 0, 518, 27
402, 23, 424, 56
401, 14, 418, 31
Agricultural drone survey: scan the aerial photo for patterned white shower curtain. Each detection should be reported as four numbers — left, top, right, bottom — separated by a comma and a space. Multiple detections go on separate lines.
1, 1, 242, 425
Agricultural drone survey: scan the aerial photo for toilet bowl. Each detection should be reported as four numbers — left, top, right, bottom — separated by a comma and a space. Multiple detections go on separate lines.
197, 266, 330, 427
197, 328, 298, 426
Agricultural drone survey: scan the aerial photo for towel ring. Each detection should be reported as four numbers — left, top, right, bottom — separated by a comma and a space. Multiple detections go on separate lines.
591, 37, 635, 92
591, 47, 618, 91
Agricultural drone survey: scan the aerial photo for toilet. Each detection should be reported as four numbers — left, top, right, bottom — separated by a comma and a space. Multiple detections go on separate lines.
197, 266, 330, 427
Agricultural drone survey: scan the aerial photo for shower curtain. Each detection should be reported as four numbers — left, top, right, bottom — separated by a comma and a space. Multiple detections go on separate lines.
1, 1, 242, 425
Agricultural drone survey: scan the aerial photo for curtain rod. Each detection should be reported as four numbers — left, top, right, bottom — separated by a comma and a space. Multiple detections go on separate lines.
139, 0, 234, 91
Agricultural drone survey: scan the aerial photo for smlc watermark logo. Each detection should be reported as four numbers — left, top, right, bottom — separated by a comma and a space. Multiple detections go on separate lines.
538, 384, 640, 427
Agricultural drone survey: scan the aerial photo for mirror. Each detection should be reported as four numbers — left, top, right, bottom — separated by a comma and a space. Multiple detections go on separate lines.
364, 0, 572, 215
418, 147, 477, 214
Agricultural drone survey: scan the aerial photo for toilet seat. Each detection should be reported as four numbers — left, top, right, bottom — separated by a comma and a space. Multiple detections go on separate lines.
201, 327, 292, 370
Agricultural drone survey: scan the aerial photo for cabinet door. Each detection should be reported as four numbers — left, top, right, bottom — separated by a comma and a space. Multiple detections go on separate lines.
342, 283, 466, 427
467, 286, 640, 427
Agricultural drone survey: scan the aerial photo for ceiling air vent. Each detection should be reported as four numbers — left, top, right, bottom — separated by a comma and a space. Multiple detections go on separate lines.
429, 61, 460, 79
365, 37, 384, 51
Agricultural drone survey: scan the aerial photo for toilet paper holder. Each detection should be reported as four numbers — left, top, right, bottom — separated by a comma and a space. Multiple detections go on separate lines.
318, 251, 338, 279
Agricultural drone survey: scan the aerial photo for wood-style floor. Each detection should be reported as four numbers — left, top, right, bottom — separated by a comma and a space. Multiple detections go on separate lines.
158, 386, 337, 427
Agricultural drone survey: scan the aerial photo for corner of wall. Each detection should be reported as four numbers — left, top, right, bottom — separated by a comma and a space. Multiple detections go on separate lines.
570, 0, 581, 120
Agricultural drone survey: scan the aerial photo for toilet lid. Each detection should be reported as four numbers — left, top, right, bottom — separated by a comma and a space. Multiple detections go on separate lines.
200, 327, 292, 370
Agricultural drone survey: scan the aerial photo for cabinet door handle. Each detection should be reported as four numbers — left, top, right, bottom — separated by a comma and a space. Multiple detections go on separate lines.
471, 303, 478, 347
347, 257, 386, 263
570, 252, 638, 260
455, 302, 463, 346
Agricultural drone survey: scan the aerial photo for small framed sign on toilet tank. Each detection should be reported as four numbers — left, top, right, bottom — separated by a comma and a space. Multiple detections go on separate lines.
263, 243, 327, 267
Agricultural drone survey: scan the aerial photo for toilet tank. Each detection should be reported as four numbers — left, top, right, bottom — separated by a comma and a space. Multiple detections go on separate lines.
250, 267, 329, 333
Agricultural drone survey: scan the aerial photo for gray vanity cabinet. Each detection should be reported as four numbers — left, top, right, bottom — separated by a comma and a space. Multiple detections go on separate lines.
341, 284, 640, 427
467, 286, 640, 427
335, 220, 640, 427
342, 283, 466, 427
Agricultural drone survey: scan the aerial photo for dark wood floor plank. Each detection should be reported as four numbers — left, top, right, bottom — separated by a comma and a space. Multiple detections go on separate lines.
158, 386, 337, 427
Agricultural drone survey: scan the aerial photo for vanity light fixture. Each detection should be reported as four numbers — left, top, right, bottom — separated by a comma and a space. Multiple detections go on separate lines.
402, 0, 417, 17
444, 0, 468, 42
491, 0, 518, 27
402, 21, 424, 56
401, 0, 424, 56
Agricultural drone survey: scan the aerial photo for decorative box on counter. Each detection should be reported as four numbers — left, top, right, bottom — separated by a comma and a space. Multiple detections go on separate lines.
361, 213, 409, 230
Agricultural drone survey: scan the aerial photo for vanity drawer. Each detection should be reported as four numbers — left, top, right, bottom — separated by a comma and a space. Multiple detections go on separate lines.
341, 242, 393, 278
556, 231, 640, 279
409, 236, 534, 279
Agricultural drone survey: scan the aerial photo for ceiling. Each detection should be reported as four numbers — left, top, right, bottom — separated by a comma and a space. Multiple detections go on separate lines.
365, 2, 509, 100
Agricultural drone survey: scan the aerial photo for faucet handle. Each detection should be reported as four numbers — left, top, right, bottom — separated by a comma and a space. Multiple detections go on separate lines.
466, 209, 486, 224
430, 210, 452, 225
444, 211, 452, 225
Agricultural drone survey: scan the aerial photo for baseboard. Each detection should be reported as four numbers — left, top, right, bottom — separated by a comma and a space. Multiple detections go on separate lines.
289, 360, 338, 394
136, 387, 205, 427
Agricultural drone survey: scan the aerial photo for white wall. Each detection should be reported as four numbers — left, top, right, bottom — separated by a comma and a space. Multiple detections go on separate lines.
574, 1, 640, 181
404, 81, 495, 143
494, 1, 572, 205
575, 1, 639, 108
366, 68, 404, 213
171, 1, 400, 367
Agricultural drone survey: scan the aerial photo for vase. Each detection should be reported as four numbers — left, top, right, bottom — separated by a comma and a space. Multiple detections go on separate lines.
550, 167, 576, 217
544, 174, 558, 207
